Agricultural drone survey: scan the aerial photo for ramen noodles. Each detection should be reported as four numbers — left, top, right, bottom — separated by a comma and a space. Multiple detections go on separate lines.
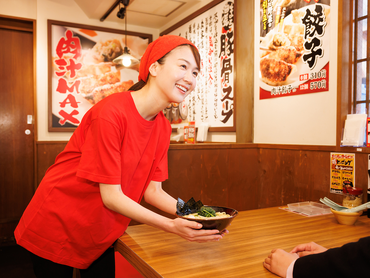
183, 212, 231, 219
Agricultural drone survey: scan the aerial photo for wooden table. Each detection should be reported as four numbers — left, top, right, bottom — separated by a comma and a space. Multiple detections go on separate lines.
115, 207, 370, 277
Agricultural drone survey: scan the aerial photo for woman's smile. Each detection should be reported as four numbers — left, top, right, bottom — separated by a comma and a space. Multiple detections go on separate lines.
175, 83, 189, 94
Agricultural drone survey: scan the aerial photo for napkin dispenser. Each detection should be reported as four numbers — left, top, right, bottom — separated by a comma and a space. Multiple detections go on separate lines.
196, 122, 209, 142
341, 114, 367, 146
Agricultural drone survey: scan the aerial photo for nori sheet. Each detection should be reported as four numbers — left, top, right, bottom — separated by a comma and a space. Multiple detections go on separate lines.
176, 197, 204, 216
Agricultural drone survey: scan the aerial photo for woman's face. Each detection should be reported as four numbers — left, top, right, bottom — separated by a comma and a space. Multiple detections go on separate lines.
152, 45, 199, 104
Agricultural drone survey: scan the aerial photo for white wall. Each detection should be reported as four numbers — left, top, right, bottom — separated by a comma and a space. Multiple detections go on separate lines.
0, 0, 236, 143
2, 0, 338, 145
0, 0, 37, 19
253, 1, 338, 146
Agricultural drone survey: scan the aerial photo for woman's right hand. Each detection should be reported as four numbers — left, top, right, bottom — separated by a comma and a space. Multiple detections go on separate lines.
168, 218, 224, 243
290, 241, 328, 257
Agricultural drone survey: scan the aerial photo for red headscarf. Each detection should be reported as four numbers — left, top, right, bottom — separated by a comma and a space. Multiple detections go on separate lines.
138, 35, 198, 82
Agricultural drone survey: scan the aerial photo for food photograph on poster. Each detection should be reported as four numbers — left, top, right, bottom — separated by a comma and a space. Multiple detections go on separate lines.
259, 0, 331, 100
164, 0, 235, 132
48, 20, 151, 131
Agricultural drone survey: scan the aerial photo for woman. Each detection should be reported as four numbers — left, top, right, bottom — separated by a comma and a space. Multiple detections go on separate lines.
15, 35, 225, 278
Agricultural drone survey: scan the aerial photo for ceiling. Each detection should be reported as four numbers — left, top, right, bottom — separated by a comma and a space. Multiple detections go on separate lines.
74, 0, 213, 30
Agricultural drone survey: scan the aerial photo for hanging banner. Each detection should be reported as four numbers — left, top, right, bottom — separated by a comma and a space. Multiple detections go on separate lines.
259, 0, 331, 100
330, 153, 355, 194
164, 0, 235, 131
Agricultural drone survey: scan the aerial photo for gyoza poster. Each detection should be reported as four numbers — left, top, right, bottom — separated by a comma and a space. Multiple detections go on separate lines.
330, 153, 355, 194
259, 0, 331, 100
167, 0, 235, 130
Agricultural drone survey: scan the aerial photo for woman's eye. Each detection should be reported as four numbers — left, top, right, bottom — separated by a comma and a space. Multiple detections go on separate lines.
193, 71, 199, 77
181, 65, 187, 69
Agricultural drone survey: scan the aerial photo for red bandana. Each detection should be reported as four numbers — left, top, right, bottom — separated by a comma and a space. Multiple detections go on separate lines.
138, 35, 197, 82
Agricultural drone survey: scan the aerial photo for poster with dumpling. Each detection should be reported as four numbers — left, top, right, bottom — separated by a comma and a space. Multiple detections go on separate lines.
48, 20, 151, 131
259, 0, 331, 99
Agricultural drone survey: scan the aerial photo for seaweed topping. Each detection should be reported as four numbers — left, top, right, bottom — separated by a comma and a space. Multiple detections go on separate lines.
176, 197, 204, 216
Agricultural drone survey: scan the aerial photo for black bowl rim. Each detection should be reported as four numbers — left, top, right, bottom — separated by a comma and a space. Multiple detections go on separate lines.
176, 205, 238, 221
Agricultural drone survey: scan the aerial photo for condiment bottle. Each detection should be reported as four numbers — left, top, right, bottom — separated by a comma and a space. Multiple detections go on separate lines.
342, 187, 363, 208
187, 121, 196, 144
184, 126, 189, 144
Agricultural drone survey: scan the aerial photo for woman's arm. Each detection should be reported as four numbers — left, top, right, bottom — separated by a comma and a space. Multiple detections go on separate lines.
143, 181, 177, 215
99, 183, 222, 243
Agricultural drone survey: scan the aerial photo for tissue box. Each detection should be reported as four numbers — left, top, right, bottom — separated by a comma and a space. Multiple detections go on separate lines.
196, 122, 209, 142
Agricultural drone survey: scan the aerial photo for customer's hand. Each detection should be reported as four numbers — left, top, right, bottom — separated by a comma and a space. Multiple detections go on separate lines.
290, 241, 327, 257
263, 249, 299, 278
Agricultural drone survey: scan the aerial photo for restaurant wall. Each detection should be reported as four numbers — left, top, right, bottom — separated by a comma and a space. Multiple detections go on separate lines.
253, 0, 338, 146
0, 0, 236, 143
0, 0, 37, 19
1, 0, 341, 146
36, 143, 370, 222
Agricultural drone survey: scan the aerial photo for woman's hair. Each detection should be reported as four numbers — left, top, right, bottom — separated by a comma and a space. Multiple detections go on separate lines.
129, 44, 200, 92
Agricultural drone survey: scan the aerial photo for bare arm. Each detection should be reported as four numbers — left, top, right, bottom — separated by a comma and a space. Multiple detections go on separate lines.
143, 181, 177, 215
99, 183, 223, 242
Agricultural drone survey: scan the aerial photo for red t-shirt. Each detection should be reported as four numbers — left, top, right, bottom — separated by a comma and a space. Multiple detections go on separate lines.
15, 91, 171, 269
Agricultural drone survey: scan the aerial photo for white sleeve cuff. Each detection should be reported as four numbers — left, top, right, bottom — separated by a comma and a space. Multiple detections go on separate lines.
286, 259, 297, 278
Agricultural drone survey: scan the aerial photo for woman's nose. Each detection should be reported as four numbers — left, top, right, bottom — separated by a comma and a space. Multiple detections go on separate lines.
183, 70, 194, 85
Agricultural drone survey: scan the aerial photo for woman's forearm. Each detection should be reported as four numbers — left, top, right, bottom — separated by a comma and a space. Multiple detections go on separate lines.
143, 181, 177, 215
99, 183, 174, 232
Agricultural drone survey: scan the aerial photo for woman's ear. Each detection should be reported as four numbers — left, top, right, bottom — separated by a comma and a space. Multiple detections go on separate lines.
148, 61, 160, 77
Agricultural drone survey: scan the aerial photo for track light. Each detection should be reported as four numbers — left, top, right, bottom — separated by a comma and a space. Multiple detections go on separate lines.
117, 7, 126, 19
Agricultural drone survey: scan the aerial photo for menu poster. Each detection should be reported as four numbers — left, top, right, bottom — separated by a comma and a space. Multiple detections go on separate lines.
48, 20, 151, 131
330, 153, 355, 194
166, 0, 235, 131
259, 0, 331, 100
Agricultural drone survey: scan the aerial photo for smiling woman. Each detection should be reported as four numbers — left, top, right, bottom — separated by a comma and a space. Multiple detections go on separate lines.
15, 35, 227, 278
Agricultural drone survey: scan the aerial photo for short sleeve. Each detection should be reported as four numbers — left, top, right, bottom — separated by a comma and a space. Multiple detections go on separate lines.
76, 117, 123, 184
151, 150, 168, 182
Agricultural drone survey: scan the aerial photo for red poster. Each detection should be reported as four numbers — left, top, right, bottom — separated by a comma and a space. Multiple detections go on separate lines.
48, 20, 151, 131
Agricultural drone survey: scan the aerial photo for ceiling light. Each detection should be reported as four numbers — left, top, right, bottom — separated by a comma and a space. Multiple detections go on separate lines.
113, 0, 139, 67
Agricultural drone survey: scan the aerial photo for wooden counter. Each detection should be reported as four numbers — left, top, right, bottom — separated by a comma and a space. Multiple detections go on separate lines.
115, 207, 370, 277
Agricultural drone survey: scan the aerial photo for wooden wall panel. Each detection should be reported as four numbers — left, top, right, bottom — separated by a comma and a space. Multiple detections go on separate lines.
36, 142, 67, 185
164, 148, 230, 206
235, 0, 254, 143
34, 143, 370, 222
258, 149, 335, 207
226, 148, 260, 210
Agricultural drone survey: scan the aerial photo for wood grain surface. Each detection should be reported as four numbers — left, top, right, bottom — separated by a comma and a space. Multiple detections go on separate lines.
115, 207, 370, 278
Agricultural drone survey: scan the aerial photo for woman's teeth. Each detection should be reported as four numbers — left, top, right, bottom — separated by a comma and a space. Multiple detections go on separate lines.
176, 84, 188, 93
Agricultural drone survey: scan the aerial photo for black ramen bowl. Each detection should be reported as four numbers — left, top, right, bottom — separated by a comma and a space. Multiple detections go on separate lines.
176, 206, 238, 231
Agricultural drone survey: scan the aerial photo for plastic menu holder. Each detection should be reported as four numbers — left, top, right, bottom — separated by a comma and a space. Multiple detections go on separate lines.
287, 201, 331, 216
